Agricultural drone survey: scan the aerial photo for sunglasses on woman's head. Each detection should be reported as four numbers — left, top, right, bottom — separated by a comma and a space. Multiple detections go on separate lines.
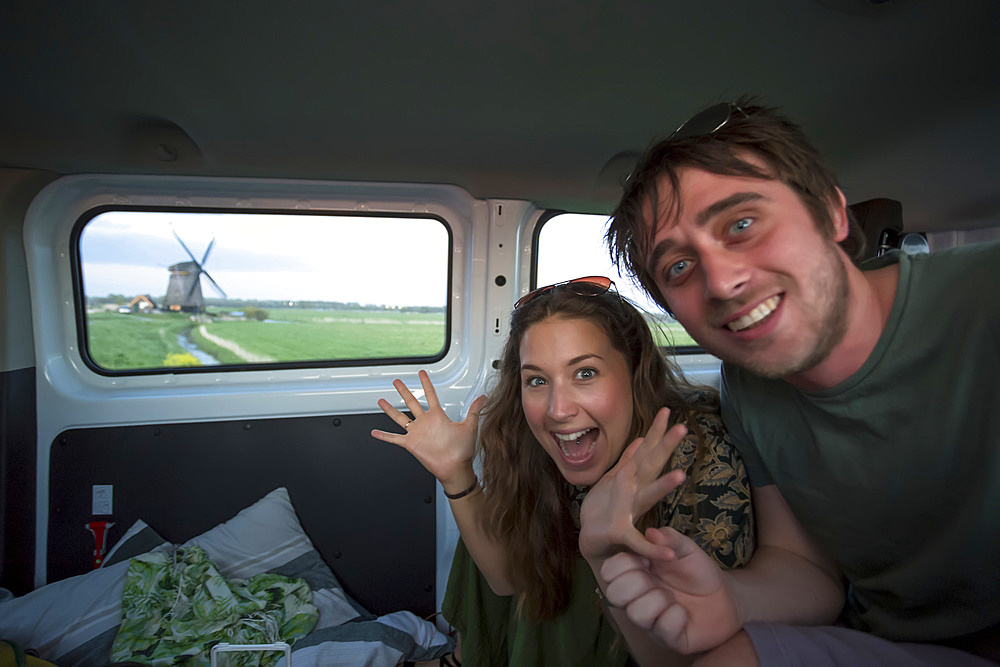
513, 276, 615, 310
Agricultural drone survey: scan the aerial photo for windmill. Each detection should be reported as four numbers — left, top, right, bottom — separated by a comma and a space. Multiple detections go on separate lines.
163, 231, 227, 312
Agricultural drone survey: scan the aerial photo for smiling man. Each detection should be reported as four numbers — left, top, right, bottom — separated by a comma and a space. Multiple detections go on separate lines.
601, 99, 1000, 665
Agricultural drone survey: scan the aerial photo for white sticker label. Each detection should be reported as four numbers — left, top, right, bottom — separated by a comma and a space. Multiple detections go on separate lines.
92, 485, 113, 515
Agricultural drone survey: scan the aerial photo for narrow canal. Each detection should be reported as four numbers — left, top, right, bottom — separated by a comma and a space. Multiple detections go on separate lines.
178, 330, 220, 365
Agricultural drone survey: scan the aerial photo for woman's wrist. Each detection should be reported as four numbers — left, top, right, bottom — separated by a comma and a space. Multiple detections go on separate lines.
441, 467, 478, 498
444, 475, 480, 500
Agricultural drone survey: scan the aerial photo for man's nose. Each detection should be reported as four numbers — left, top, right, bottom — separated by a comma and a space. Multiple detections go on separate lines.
701, 247, 750, 300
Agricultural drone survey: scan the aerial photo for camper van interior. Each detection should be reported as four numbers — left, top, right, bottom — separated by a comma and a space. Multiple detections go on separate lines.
1, 1, 998, 664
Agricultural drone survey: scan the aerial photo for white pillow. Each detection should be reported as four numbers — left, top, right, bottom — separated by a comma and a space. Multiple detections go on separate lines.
101, 518, 170, 568
185, 487, 362, 628
0, 559, 131, 662
187, 488, 326, 579
0, 487, 360, 665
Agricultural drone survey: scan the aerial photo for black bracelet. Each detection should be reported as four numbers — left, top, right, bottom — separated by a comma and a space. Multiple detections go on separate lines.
444, 475, 479, 500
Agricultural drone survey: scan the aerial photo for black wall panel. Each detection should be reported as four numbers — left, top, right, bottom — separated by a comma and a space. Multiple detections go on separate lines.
48, 412, 437, 617
0, 366, 36, 596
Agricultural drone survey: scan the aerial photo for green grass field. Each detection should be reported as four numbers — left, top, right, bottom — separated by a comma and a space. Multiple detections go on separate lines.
645, 313, 698, 349
87, 308, 447, 370
86, 311, 197, 369
87, 307, 696, 371
196, 310, 446, 362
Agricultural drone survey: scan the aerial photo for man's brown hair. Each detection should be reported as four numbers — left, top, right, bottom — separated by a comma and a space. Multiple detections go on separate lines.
606, 96, 865, 314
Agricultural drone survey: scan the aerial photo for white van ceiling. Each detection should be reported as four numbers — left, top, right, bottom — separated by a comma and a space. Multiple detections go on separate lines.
1, 1, 998, 231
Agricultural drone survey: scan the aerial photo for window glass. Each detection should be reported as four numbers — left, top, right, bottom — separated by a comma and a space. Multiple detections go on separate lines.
77, 210, 450, 372
535, 213, 697, 349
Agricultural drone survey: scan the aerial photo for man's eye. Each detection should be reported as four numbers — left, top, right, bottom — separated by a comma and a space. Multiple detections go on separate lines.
730, 217, 753, 234
575, 368, 596, 380
667, 259, 691, 279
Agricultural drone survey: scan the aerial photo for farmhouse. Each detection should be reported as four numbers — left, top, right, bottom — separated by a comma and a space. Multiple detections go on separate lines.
119, 295, 157, 314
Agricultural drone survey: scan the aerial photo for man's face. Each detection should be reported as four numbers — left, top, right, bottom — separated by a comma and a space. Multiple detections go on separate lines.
643, 165, 850, 380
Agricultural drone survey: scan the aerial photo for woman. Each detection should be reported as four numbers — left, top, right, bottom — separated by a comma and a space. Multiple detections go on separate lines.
371, 277, 753, 666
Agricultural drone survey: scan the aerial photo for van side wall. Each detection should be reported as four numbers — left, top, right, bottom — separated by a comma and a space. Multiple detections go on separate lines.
0, 169, 56, 595
3, 171, 721, 613
4, 174, 539, 616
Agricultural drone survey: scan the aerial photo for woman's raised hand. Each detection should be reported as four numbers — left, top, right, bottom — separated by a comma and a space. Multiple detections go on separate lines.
371, 369, 486, 495
579, 407, 688, 565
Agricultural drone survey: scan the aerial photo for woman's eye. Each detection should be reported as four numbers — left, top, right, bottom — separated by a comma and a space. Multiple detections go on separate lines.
730, 217, 753, 234
575, 368, 596, 380
524, 376, 546, 387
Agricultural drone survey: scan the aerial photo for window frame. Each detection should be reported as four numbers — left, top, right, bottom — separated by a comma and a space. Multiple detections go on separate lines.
529, 209, 704, 354
71, 204, 454, 377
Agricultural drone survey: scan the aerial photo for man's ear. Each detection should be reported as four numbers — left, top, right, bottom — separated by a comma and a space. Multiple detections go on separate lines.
828, 188, 850, 243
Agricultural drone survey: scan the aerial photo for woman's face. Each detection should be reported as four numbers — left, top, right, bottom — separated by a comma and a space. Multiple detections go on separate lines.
519, 315, 634, 486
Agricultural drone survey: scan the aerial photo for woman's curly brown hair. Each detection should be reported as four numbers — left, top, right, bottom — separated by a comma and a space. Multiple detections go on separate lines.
477, 282, 718, 620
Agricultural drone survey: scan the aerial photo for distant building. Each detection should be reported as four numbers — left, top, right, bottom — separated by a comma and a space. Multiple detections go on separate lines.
121, 294, 157, 313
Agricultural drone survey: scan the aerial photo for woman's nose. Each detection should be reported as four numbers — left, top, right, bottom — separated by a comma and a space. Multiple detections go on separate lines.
547, 385, 577, 421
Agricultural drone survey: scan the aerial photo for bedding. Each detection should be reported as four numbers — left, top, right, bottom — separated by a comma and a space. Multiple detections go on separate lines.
111, 545, 318, 665
101, 519, 170, 569
0, 487, 455, 666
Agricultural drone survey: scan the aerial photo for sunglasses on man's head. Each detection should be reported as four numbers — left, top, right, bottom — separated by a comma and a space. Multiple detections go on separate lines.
513, 276, 614, 310
669, 101, 748, 141
624, 102, 748, 185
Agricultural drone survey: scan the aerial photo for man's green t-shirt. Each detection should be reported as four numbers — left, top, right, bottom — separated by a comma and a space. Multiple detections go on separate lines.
721, 240, 1000, 642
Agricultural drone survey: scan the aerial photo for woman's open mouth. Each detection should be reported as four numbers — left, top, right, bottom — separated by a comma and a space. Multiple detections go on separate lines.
554, 427, 598, 462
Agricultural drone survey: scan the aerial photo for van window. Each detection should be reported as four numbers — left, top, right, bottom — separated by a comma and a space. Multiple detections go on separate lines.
76, 209, 450, 373
534, 213, 697, 349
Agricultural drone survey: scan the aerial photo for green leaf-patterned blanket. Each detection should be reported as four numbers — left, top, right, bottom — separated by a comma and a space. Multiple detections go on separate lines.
110, 544, 318, 666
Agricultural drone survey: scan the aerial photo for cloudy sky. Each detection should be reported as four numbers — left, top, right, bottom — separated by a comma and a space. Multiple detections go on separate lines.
80, 210, 660, 311
537, 213, 663, 314
80, 211, 450, 307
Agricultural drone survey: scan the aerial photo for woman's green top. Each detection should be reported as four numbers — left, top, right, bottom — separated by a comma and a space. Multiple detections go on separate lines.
442, 412, 754, 666
444, 539, 626, 667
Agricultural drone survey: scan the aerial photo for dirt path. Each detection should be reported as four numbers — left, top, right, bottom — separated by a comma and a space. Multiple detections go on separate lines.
198, 326, 276, 363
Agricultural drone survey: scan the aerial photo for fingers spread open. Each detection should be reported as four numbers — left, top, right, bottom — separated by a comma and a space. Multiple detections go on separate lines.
465, 394, 487, 423
370, 428, 404, 446
393, 377, 428, 417
637, 421, 687, 478
618, 435, 645, 465
636, 407, 672, 455
417, 369, 441, 410
377, 397, 409, 424
635, 469, 686, 511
